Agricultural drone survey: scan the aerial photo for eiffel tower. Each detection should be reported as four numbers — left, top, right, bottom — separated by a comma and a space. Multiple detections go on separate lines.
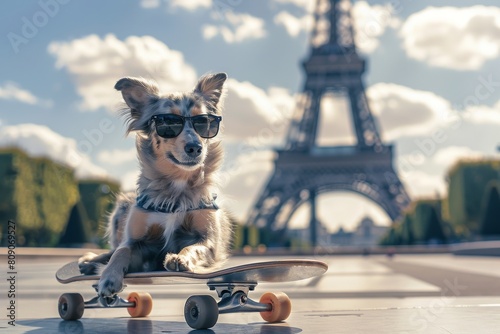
246, 0, 410, 246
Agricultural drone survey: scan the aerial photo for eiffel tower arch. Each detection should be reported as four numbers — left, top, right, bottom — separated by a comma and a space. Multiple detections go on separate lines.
246, 0, 411, 246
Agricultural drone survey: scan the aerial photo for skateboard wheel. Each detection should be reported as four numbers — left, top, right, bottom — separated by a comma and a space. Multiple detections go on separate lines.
259, 292, 292, 323
184, 295, 219, 329
127, 292, 153, 318
58, 293, 84, 321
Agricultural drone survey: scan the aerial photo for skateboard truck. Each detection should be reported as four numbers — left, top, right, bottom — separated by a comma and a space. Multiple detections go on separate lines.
208, 282, 271, 314
83, 284, 135, 309
58, 284, 153, 321
84, 295, 135, 309
184, 281, 288, 330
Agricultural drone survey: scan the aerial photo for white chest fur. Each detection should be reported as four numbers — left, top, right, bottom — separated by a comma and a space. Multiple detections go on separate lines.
122, 206, 186, 247
146, 211, 185, 245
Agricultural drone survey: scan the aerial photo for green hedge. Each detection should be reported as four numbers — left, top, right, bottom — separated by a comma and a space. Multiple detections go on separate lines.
0, 148, 79, 246
380, 199, 447, 245
78, 179, 121, 245
232, 224, 259, 249
0, 148, 122, 247
447, 160, 500, 235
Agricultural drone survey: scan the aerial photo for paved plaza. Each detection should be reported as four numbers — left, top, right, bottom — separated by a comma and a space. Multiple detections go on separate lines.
1, 252, 500, 333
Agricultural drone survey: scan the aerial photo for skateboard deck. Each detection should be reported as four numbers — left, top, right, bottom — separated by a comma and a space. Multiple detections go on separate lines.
56, 259, 328, 285
56, 259, 328, 329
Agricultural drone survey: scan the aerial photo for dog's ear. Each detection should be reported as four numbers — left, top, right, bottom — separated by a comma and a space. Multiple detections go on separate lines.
194, 73, 227, 113
115, 77, 159, 117
115, 77, 159, 134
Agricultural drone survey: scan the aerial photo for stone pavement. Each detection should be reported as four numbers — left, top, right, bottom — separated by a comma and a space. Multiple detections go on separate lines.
1, 252, 500, 333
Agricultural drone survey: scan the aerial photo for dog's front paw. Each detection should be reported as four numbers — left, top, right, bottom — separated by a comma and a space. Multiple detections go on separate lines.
79, 261, 100, 275
98, 271, 124, 297
164, 253, 194, 272
78, 252, 98, 264
78, 252, 99, 275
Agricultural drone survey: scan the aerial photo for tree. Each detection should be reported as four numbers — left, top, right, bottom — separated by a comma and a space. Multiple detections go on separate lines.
480, 182, 500, 237
58, 201, 90, 247
78, 179, 121, 246
401, 215, 415, 245
425, 206, 447, 244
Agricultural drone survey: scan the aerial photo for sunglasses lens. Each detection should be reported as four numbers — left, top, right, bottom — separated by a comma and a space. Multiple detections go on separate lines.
155, 115, 184, 138
192, 115, 220, 138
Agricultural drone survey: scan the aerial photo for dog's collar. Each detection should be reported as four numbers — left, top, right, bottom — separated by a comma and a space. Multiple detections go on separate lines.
135, 193, 219, 213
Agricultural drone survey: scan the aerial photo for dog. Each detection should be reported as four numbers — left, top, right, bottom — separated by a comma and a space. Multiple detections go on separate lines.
78, 73, 232, 297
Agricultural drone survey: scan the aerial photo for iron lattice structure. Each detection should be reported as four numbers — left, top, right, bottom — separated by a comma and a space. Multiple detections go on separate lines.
246, 0, 410, 246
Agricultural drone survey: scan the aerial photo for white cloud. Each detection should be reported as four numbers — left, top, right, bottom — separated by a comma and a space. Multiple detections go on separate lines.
463, 101, 500, 125
48, 34, 197, 112
352, 1, 401, 53
171, 0, 211, 11
140, 0, 211, 10
398, 169, 446, 198
97, 147, 136, 165
140, 0, 160, 8
272, 0, 315, 13
202, 12, 266, 43
0, 82, 52, 107
0, 83, 37, 104
400, 6, 500, 70
202, 25, 219, 40
222, 150, 275, 187
274, 11, 313, 37
267, 86, 296, 115
433, 146, 486, 167
220, 150, 275, 220
367, 83, 454, 141
223, 78, 294, 143
398, 146, 486, 199
0, 124, 109, 179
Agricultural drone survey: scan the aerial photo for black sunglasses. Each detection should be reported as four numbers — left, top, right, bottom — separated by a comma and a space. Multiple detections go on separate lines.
151, 114, 222, 139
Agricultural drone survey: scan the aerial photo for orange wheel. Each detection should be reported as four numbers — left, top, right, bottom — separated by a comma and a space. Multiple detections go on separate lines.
259, 292, 291, 323
127, 292, 153, 318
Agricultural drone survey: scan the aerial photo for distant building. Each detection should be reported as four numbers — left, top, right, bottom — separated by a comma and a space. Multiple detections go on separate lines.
330, 226, 352, 246
351, 217, 388, 247
287, 220, 330, 246
331, 217, 388, 247
288, 216, 388, 247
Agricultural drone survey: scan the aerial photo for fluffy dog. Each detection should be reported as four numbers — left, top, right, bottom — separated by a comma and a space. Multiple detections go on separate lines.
79, 73, 232, 297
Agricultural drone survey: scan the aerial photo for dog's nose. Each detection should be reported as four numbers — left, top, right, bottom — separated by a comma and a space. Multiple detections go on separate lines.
184, 142, 202, 158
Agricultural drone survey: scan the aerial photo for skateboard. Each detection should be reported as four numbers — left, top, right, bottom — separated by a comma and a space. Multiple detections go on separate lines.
56, 259, 328, 329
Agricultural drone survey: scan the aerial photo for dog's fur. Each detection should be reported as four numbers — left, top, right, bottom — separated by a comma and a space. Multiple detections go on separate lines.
78, 73, 232, 297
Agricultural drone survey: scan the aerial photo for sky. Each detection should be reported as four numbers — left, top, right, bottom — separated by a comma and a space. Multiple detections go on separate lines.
1, 0, 500, 233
